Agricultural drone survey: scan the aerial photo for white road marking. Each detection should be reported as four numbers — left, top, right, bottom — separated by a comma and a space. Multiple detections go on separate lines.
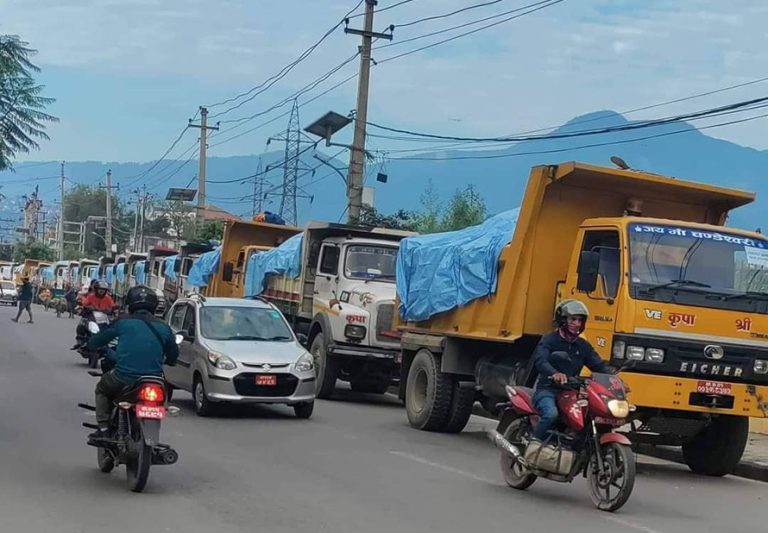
601, 514, 665, 533
389, 450, 499, 485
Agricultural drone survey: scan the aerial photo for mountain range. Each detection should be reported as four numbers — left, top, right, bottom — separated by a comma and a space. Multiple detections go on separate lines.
2, 110, 767, 235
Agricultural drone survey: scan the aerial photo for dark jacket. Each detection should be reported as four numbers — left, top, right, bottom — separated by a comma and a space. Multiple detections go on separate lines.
87, 310, 178, 383
18, 282, 33, 301
533, 330, 609, 390
64, 288, 78, 303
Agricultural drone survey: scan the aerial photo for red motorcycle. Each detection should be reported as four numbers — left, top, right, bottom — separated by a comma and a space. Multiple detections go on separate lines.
488, 368, 636, 512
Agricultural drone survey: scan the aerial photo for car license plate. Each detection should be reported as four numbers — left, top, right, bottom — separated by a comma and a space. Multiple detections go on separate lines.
696, 380, 732, 395
136, 405, 166, 419
256, 374, 277, 386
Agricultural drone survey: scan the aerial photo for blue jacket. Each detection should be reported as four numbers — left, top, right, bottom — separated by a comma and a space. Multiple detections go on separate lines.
87, 310, 179, 383
533, 330, 609, 390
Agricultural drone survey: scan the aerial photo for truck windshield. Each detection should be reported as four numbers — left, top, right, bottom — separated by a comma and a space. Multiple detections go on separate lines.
629, 223, 768, 312
201, 306, 293, 341
344, 245, 398, 281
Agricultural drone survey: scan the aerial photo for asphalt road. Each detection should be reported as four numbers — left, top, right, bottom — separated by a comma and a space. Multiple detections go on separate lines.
0, 304, 765, 533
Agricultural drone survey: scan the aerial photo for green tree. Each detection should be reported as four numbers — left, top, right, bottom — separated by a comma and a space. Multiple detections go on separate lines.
161, 200, 195, 243
0, 35, 58, 171
358, 206, 417, 231
196, 219, 224, 242
13, 240, 55, 262
63, 184, 131, 255
440, 185, 486, 232
412, 178, 442, 234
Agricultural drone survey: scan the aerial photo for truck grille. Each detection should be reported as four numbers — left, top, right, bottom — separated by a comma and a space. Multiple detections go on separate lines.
375, 302, 397, 343
233, 373, 299, 397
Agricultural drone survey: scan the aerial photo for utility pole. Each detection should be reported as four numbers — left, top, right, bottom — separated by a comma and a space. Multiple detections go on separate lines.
103, 170, 115, 257
58, 161, 65, 260
132, 187, 142, 250
344, 0, 392, 223
252, 158, 265, 218
139, 187, 149, 253
188, 107, 219, 233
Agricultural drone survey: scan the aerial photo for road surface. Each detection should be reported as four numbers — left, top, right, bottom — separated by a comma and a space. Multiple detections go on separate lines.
0, 305, 764, 533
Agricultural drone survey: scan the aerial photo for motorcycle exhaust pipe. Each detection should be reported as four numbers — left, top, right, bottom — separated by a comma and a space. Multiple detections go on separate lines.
487, 429, 522, 460
160, 449, 179, 465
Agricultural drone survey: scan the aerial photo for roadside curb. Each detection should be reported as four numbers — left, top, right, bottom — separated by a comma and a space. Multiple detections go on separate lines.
471, 405, 767, 483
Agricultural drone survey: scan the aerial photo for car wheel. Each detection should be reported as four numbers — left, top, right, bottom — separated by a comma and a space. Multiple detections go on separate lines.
294, 401, 314, 419
311, 333, 338, 399
193, 375, 215, 417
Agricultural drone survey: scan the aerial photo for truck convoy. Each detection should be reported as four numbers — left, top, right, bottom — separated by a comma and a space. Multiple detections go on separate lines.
395, 161, 768, 477
247, 222, 412, 398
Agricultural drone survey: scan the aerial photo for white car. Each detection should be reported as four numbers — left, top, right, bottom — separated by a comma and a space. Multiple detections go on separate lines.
0, 280, 18, 306
163, 296, 316, 418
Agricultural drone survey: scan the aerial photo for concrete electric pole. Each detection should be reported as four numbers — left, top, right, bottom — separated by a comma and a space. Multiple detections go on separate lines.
58, 161, 65, 260
101, 169, 117, 257
188, 107, 219, 233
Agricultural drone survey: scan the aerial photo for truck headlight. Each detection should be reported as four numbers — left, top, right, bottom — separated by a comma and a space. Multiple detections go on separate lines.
645, 348, 665, 363
612, 340, 626, 359
344, 325, 366, 340
626, 345, 645, 361
607, 399, 630, 418
755, 359, 768, 375
294, 352, 314, 372
208, 351, 236, 370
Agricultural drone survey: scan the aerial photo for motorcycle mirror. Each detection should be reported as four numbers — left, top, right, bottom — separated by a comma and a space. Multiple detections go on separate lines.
87, 322, 100, 334
175, 333, 184, 345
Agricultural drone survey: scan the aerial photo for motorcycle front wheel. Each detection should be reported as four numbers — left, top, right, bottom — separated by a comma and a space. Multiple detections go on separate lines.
587, 442, 635, 512
500, 418, 537, 490
125, 426, 152, 493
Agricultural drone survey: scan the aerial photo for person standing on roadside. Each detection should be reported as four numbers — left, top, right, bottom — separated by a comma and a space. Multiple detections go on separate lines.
12, 277, 34, 324
64, 283, 78, 318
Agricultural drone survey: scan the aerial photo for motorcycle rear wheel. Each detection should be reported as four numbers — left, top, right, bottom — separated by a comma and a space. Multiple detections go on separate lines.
587, 442, 635, 512
126, 429, 152, 492
500, 419, 537, 490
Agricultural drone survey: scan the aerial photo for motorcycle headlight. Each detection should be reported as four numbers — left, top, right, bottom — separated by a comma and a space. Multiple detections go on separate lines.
87, 322, 100, 334
294, 351, 314, 372
607, 399, 630, 418
208, 351, 236, 370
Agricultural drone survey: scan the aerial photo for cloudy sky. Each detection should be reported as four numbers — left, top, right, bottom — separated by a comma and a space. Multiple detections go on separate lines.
1, 0, 767, 164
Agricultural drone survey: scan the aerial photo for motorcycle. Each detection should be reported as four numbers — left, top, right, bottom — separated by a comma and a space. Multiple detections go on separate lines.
76, 308, 114, 368
488, 363, 636, 512
80, 335, 183, 493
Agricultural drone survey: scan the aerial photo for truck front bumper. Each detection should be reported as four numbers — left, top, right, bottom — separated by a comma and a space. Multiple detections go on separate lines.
327, 343, 399, 361
620, 372, 768, 418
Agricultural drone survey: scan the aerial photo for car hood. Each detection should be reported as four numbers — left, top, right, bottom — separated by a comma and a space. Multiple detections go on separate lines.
203, 339, 307, 365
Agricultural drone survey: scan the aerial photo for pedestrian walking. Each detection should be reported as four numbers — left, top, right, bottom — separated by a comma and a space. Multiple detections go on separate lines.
64, 283, 78, 319
12, 277, 34, 324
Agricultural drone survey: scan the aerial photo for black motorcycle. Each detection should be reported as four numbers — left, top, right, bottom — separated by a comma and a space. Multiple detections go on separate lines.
80, 345, 182, 492
76, 308, 114, 368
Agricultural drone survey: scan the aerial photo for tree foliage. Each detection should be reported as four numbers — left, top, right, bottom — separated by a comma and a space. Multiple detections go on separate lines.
63, 185, 131, 256
13, 239, 55, 262
0, 35, 58, 171
196, 219, 224, 242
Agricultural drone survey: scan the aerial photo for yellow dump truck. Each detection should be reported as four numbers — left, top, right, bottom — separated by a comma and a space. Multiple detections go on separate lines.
203, 220, 301, 298
396, 161, 768, 476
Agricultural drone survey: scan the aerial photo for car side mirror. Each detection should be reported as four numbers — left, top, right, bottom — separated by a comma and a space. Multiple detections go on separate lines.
222, 261, 234, 282
577, 251, 600, 293
296, 333, 308, 346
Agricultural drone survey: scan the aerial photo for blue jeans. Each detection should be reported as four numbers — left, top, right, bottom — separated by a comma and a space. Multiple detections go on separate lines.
532, 388, 559, 440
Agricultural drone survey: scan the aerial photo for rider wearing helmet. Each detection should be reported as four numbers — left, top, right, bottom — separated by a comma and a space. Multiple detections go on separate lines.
530, 299, 610, 440
81, 281, 115, 312
87, 285, 178, 440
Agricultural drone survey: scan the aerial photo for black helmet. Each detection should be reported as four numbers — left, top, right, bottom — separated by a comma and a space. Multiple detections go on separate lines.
126, 285, 158, 314
554, 299, 590, 327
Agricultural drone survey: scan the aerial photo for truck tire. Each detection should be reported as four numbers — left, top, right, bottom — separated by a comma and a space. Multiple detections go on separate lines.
405, 349, 453, 431
311, 333, 338, 399
442, 381, 475, 434
350, 378, 390, 394
682, 415, 749, 476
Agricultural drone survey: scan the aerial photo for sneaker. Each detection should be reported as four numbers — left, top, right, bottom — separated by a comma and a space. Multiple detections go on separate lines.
27, 320, 34, 324
88, 428, 111, 441
11, 318, 18, 323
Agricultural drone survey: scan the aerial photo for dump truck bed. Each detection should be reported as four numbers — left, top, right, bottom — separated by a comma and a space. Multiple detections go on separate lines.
398, 161, 755, 343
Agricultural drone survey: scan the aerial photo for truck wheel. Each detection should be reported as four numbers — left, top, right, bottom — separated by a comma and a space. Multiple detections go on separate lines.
682, 415, 749, 476
350, 378, 390, 394
442, 381, 475, 433
311, 333, 338, 399
405, 349, 453, 431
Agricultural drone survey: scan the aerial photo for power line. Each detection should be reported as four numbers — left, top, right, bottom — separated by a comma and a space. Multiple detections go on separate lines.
349, 0, 416, 18
121, 125, 191, 188
392, 0, 506, 28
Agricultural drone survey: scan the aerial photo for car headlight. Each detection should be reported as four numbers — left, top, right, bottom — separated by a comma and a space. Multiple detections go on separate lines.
612, 340, 626, 359
208, 351, 236, 370
294, 352, 314, 372
344, 325, 366, 340
626, 345, 645, 361
755, 359, 768, 375
645, 348, 665, 363
607, 399, 630, 418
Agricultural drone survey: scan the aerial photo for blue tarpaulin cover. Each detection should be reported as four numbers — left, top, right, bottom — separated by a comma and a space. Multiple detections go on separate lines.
115, 263, 126, 283
396, 209, 520, 322
90, 267, 99, 281
134, 261, 146, 285
41, 267, 54, 280
244, 233, 303, 297
164, 255, 179, 282
70, 267, 79, 280
105, 267, 114, 285
188, 247, 221, 288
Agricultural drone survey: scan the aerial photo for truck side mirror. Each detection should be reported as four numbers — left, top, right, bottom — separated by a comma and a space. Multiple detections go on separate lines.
222, 261, 234, 282
576, 251, 600, 293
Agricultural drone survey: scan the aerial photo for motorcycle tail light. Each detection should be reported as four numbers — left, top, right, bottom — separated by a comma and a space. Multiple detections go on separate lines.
138, 384, 165, 403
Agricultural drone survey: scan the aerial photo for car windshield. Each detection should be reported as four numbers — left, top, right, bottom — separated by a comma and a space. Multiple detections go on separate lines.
200, 306, 293, 341
344, 245, 398, 281
629, 223, 768, 311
